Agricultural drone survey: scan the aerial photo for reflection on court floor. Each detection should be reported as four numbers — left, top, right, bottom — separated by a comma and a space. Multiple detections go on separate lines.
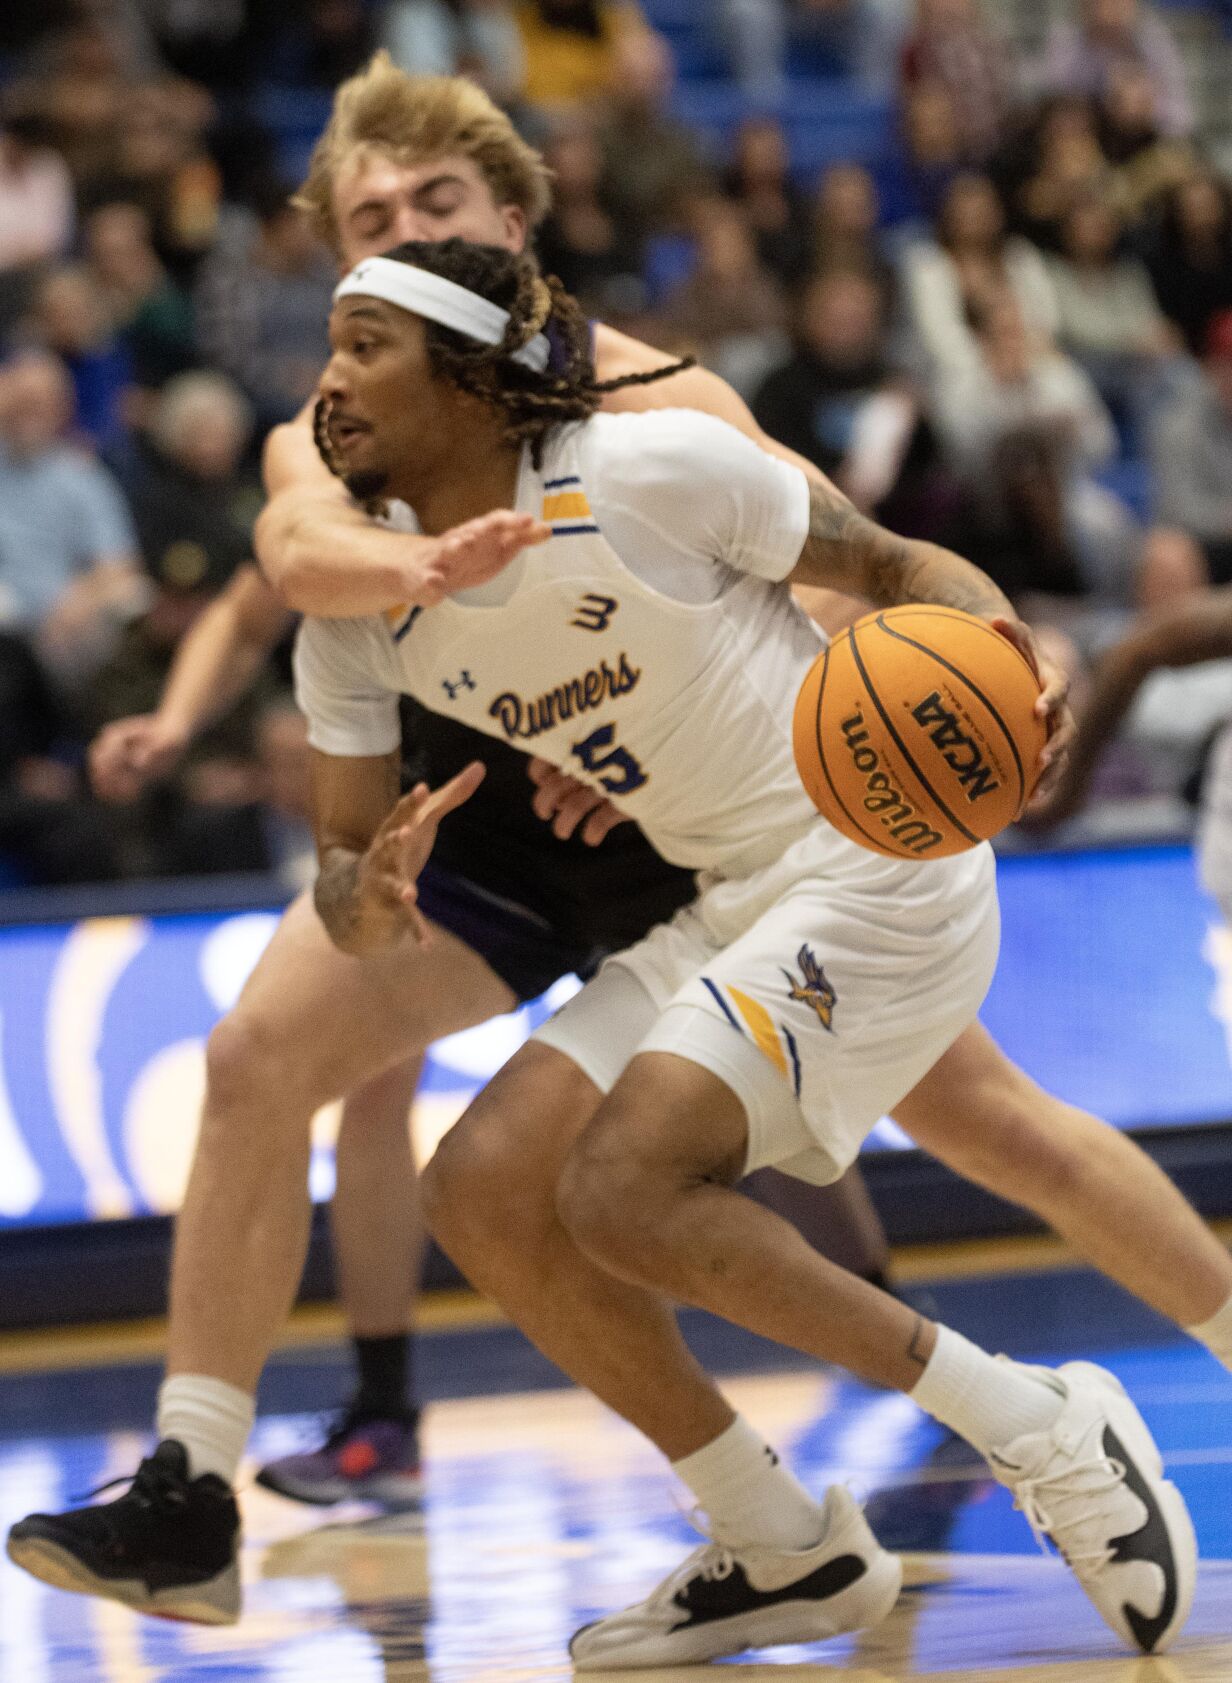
1, 1329, 1231, 1681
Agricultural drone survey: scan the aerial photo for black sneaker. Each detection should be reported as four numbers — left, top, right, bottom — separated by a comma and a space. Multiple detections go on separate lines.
5, 1440, 241, 1625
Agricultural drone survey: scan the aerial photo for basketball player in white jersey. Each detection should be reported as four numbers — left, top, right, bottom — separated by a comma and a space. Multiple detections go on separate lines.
78, 60, 1232, 1526
16, 61, 1232, 1644
265, 241, 1200, 1662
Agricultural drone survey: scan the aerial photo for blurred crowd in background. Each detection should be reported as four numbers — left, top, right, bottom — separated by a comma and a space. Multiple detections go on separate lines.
0, 0, 1231, 891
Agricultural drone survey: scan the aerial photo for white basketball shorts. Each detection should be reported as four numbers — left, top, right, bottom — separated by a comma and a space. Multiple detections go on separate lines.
534, 828, 1000, 1184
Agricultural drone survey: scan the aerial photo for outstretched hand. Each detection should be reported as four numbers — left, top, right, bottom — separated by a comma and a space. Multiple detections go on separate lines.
89, 713, 188, 802
417, 510, 551, 605
356, 761, 485, 943
527, 757, 630, 845
989, 615, 1074, 806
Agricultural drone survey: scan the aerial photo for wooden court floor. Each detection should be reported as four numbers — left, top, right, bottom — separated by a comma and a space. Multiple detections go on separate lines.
2, 1352, 1231, 1683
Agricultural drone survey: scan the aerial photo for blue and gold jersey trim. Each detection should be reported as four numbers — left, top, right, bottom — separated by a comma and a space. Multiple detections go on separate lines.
384, 604, 422, 643
542, 476, 599, 537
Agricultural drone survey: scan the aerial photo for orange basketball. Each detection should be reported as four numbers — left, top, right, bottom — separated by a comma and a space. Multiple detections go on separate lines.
793, 606, 1048, 860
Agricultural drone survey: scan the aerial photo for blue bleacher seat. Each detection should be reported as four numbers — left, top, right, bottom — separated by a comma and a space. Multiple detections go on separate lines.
670, 79, 895, 186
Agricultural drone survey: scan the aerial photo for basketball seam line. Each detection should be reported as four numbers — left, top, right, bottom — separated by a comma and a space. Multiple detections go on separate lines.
875, 605, 1039, 685
849, 622, 980, 846
814, 645, 898, 856
874, 614, 1028, 807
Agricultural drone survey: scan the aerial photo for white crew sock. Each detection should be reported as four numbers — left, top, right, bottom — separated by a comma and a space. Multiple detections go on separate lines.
909, 1325, 1065, 1460
1187, 1290, 1232, 1375
671, 1415, 826, 1551
157, 1374, 255, 1487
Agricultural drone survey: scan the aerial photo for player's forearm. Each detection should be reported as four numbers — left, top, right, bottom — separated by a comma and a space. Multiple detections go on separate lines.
793, 481, 1014, 623
256, 490, 436, 616
1061, 601, 1232, 806
1053, 640, 1152, 807
157, 592, 278, 741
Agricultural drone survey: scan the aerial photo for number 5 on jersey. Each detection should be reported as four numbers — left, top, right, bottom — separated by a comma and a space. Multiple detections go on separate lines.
572, 723, 647, 795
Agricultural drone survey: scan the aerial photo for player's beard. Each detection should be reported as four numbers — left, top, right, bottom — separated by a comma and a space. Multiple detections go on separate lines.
343, 467, 390, 502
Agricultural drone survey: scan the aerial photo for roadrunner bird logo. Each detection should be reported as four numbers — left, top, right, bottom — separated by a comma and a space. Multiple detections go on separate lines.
783, 945, 837, 1031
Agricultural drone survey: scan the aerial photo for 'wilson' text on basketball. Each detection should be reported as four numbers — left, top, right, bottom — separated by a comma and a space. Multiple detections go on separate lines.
840, 711, 943, 854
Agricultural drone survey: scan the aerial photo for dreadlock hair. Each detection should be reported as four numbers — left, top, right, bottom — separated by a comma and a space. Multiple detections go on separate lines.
316, 238, 694, 479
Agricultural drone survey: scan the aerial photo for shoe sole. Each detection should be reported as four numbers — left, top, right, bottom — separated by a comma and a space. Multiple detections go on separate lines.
1064, 1363, 1197, 1655
5, 1534, 240, 1625
254, 1467, 424, 1508
571, 1546, 903, 1671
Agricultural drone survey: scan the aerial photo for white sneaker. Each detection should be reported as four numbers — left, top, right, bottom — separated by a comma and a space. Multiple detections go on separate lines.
989, 1361, 1196, 1655
568, 1485, 902, 1672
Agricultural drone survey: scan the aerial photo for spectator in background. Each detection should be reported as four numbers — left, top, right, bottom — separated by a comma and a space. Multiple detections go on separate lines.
32, 263, 133, 446
0, 350, 145, 684
1138, 312, 1232, 603
751, 266, 925, 516
94, 371, 254, 728
932, 293, 1135, 604
514, 0, 653, 111
723, 118, 812, 286
1038, 0, 1193, 139
20, 20, 129, 194
382, 1, 525, 104
899, 0, 1010, 165
0, 621, 129, 884
535, 122, 642, 313
0, 108, 74, 328
901, 170, 1058, 379
898, 78, 966, 223
812, 161, 890, 289
656, 198, 787, 397
1047, 194, 1185, 446
1098, 62, 1195, 219
145, 695, 314, 884
598, 31, 711, 247
83, 202, 195, 390
90, 80, 222, 279
1012, 95, 1122, 252
194, 180, 335, 431
1143, 174, 1232, 358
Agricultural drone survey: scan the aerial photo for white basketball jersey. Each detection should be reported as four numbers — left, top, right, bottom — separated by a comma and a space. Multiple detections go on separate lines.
297, 411, 988, 907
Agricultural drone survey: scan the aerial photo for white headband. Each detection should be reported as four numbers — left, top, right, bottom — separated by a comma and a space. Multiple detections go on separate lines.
334, 256, 551, 372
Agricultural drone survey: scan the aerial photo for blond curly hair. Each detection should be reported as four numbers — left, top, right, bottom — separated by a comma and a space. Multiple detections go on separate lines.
294, 53, 553, 254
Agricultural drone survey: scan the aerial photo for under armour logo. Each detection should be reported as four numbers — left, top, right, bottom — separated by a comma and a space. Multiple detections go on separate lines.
572, 593, 618, 633
441, 670, 477, 700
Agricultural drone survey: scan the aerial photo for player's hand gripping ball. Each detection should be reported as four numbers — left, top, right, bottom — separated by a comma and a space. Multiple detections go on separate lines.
793, 606, 1047, 859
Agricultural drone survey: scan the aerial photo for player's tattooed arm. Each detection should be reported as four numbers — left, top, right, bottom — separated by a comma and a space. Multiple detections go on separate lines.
313, 847, 369, 954
792, 480, 1014, 622
792, 480, 1075, 790
310, 750, 486, 956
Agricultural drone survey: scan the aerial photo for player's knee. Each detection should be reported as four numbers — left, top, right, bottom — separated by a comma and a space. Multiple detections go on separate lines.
338, 1062, 419, 1142
555, 1134, 650, 1275
422, 1116, 522, 1254
204, 1008, 316, 1116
